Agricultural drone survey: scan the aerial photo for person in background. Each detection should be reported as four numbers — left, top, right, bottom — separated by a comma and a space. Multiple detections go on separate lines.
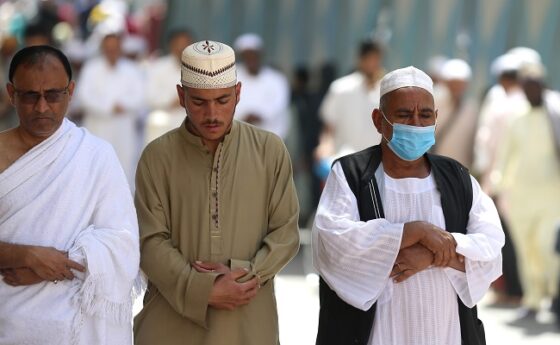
432, 58, 479, 168
144, 28, 194, 144
233, 33, 291, 140
23, 22, 54, 47
75, 29, 145, 187
492, 61, 560, 322
474, 52, 528, 306
314, 39, 384, 182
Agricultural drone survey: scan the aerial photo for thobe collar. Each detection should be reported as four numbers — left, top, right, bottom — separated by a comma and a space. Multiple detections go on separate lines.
179, 118, 239, 151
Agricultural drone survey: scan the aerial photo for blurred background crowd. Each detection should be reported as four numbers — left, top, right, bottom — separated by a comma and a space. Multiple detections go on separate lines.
0, 0, 559, 335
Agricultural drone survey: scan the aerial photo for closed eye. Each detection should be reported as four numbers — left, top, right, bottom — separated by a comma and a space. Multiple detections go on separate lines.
217, 96, 230, 104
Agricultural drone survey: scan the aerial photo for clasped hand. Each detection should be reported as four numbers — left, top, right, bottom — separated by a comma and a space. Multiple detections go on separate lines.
192, 261, 260, 311
391, 221, 464, 283
401, 221, 458, 267
1, 245, 85, 286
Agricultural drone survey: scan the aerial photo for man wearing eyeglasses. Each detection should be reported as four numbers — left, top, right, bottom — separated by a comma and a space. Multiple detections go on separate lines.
0, 45, 140, 344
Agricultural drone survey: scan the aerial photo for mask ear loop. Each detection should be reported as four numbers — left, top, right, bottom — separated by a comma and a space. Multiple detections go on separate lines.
380, 110, 393, 144
380, 110, 394, 127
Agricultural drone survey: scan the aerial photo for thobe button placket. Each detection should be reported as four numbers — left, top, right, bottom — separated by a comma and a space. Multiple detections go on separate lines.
209, 143, 224, 260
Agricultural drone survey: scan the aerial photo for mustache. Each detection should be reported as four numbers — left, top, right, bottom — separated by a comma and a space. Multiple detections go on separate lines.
201, 119, 223, 126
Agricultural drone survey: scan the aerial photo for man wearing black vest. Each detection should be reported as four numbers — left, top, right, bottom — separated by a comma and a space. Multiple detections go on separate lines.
312, 66, 505, 345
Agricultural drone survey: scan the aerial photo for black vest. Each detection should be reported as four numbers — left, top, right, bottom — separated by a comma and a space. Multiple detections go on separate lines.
316, 145, 486, 345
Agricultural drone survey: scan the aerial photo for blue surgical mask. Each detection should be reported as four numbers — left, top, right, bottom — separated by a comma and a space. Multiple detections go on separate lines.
381, 111, 436, 161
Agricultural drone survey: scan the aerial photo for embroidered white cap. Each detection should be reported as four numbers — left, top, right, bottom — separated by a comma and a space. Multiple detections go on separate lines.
181, 40, 237, 89
380, 66, 433, 97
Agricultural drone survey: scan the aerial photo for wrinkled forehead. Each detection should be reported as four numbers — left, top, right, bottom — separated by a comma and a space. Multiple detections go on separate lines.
381, 86, 435, 111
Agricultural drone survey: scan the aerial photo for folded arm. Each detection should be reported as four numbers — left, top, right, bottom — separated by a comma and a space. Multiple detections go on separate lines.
135, 155, 222, 327
445, 175, 505, 307
0, 241, 85, 284
312, 162, 403, 310
227, 139, 300, 284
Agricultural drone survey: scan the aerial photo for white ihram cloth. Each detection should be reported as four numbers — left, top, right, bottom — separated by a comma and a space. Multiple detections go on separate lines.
312, 162, 504, 345
0, 119, 140, 345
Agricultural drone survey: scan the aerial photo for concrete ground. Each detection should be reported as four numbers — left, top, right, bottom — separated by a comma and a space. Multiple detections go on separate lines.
133, 243, 560, 344
276, 245, 560, 345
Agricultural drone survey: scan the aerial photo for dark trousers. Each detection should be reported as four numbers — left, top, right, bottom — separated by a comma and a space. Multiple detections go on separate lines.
498, 206, 523, 297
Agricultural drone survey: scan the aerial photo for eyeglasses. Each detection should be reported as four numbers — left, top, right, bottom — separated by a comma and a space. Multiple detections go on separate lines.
11, 83, 70, 105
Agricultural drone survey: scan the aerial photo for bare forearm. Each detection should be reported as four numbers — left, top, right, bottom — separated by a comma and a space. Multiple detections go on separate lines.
447, 254, 466, 272
401, 221, 425, 248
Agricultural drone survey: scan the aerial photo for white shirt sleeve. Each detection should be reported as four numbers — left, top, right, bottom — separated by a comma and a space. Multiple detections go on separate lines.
444, 175, 505, 307
312, 162, 403, 311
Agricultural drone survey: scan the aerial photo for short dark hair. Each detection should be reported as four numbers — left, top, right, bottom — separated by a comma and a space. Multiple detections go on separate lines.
359, 39, 383, 58
9, 45, 72, 83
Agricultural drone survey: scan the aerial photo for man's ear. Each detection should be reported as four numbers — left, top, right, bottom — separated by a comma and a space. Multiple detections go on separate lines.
6, 83, 15, 106
372, 108, 383, 134
235, 82, 241, 105
67, 80, 76, 98
176, 84, 185, 107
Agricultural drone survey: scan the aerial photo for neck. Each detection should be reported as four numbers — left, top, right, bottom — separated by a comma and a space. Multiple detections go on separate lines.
15, 127, 50, 151
185, 119, 223, 155
205, 140, 220, 155
363, 72, 379, 89
380, 144, 430, 178
106, 58, 119, 67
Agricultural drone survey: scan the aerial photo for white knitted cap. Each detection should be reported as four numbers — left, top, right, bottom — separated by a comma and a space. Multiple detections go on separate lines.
440, 59, 472, 81
234, 33, 263, 52
380, 66, 433, 97
490, 53, 522, 76
507, 47, 541, 65
181, 40, 237, 89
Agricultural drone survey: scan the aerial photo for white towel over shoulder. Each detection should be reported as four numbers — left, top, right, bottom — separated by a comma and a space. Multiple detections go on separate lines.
0, 119, 140, 345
